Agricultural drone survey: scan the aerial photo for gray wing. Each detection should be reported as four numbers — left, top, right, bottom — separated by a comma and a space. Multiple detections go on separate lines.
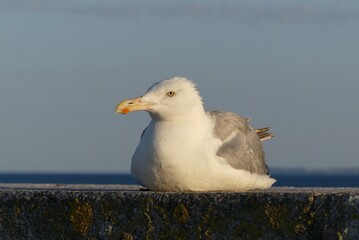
207, 111, 269, 175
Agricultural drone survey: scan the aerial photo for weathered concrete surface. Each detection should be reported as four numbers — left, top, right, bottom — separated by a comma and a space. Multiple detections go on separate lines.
0, 184, 358, 240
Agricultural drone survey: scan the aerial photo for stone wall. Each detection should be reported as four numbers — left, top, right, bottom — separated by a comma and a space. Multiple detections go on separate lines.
0, 184, 358, 239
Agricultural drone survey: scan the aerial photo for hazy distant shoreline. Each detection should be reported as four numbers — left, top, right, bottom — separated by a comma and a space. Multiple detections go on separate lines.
0, 171, 358, 187
2, 168, 359, 175
270, 168, 359, 175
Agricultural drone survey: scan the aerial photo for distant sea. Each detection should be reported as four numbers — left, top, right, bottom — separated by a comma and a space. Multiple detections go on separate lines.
0, 170, 359, 187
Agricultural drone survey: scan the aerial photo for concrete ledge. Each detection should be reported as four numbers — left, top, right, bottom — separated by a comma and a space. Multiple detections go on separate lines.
0, 184, 358, 239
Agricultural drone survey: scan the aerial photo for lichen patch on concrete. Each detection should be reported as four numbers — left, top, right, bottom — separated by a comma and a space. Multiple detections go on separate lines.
69, 202, 94, 236
173, 204, 189, 223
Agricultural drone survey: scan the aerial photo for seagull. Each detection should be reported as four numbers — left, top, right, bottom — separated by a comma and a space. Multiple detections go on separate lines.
115, 77, 275, 192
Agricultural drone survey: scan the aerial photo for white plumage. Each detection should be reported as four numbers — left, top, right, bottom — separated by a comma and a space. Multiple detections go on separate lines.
116, 77, 275, 192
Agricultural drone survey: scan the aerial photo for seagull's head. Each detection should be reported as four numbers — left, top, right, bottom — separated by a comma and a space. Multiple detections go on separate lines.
115, 77, 204, 120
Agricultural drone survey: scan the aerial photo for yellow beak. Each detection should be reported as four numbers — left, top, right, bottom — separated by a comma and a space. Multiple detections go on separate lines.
115, 96, 154, 114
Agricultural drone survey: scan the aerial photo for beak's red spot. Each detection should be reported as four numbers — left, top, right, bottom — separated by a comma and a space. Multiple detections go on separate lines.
122, 108, 130, 114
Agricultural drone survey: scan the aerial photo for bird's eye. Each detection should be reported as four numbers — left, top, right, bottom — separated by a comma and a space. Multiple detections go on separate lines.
166, 91, 175, 97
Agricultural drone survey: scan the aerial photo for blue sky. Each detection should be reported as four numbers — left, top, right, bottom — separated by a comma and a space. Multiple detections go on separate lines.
1, 0, 359, 172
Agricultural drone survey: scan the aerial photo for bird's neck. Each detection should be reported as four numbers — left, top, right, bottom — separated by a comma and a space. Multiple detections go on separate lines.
148, 105, 212, 145
150, 103, 206, 123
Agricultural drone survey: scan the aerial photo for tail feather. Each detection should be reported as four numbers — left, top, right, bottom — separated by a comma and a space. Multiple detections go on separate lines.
255, 127, 274, 141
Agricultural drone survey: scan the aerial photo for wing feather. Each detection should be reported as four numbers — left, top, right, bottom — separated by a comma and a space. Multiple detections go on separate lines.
207, 111, 269, 175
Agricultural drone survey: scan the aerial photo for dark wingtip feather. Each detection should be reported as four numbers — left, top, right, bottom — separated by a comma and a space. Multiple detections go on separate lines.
255, 127, 274, 141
